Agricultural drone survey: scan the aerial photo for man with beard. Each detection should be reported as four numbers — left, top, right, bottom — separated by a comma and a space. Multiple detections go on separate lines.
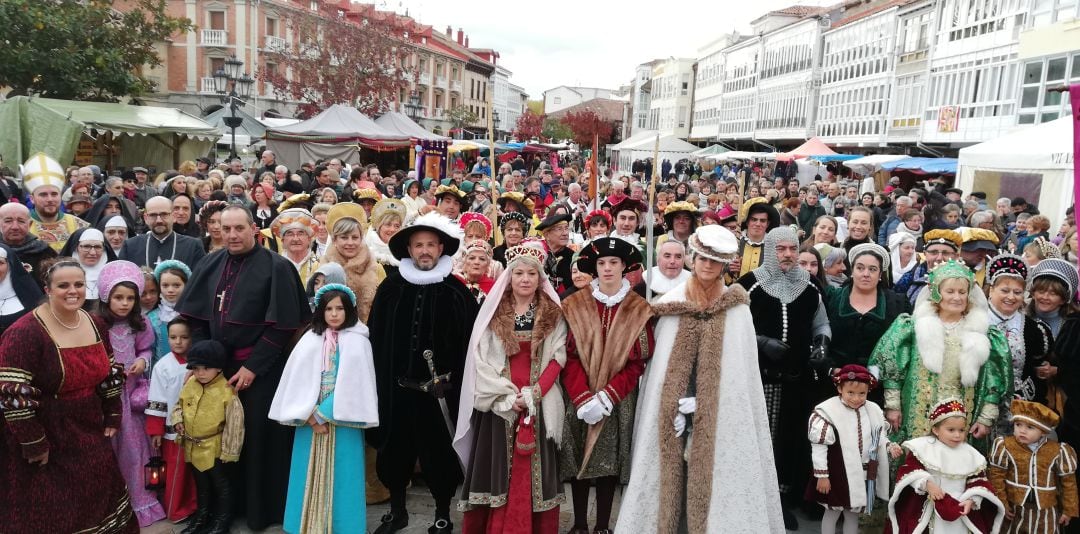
367, 212, 479, 534
635, 240, 691, 300
536, 212, 574, 293
22, 153, 89, 252
736, 198, 780, 277
119, 196, 206, 268
0, 202, 57, 286
176, 206, 310, 530
736, 226, 831, 530
270, 208, 320, 286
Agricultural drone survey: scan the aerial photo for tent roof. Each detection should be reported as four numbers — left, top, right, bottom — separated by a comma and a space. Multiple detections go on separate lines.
958, 116, 1073, 171
203, 106, 266, 139
29, 97, 220, 141
842, 154, 910, 175
265, 104, 411, 147
777, 136, 837, 161
692, 144, 730, 157
615, 133, 700, 153
374, 111, 450, 141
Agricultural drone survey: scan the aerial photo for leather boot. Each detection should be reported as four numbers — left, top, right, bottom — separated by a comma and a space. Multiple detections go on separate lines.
179, 475, 211, 534
373, 511, 409, 534
202, 467, 233, 534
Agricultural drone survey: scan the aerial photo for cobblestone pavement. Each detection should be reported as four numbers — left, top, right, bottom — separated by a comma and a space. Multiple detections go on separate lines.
141, 478, 829, 533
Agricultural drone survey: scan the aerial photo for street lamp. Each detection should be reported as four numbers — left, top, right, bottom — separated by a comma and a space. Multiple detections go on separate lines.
404, 91, 422, 122
213, 56, 254, 160
492, 110, 501, 141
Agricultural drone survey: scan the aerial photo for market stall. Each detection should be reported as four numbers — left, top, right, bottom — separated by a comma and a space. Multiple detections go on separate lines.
958, 116, 1074, 227
0, 96, 219, 173
375, 111, 450, 180
264, 104, 411, 169
608, 130, 701, 172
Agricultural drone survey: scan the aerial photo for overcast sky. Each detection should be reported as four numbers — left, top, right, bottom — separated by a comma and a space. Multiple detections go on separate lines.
379, 0, 830, 99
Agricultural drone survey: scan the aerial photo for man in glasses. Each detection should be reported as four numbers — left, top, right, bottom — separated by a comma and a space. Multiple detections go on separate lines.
119, 196, 206, 268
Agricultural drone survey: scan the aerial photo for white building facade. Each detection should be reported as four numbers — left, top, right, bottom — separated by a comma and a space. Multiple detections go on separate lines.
1015, 4, 1080, 125
919, 0, 1031, 144
817, 7, 900, 146
754, 16, 830, 143
690, 36, 731, 141
717, 37, 760, 141
542, 86, 614, 114
646, 58, 696, 138
629, 62, 657, 136
887, 0, 934, 145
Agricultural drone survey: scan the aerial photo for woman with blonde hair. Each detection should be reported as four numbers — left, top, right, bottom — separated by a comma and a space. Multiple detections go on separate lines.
320, 203, 383, 322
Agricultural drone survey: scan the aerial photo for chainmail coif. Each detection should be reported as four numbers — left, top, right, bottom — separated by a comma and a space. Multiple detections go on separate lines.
751, 226, 811, 304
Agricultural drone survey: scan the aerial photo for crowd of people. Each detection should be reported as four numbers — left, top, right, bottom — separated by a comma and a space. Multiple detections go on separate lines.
0, 148, 1079, 534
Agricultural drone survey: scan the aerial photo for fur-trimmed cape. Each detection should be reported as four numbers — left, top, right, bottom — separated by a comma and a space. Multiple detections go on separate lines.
615, 282, 785, 534
320, 240, 384, 323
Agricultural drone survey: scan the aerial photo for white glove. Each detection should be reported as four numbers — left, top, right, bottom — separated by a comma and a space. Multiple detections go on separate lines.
576, 398, 605, 425
674, 412, 687, 437
595, 390, 614, 415
678, 397, 697, 415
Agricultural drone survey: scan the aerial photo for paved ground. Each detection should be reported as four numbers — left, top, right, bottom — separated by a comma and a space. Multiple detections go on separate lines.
141, 478, 832, 533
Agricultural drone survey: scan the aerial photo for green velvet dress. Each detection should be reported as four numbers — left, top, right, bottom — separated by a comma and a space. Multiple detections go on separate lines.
868, 314, 1011, 453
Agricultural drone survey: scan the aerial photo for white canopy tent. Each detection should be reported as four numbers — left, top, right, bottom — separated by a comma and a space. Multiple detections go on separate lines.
957, 116, 1074, 228
843, 154, 910, 175
608, 130, 701, 172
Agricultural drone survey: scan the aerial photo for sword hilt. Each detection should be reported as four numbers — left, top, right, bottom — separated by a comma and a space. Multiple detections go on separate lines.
423, 350, 444, 394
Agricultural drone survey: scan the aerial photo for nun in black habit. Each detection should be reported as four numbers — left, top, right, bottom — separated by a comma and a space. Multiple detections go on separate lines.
0, 243, 44, 336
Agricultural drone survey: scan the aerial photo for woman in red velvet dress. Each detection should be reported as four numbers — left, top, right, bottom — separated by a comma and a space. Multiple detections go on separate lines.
0, 259, 138, 533
453, 242, 568, 534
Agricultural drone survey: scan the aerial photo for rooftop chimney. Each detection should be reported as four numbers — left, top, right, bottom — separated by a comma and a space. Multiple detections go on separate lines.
464, 36, 469, 48
457, 28, 464, 45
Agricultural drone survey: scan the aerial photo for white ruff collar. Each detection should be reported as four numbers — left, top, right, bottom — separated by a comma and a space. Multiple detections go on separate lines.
902, 435, 987, 478
591, 278, 631, 307
399, 255, 453, 285
646, 266, 690, 295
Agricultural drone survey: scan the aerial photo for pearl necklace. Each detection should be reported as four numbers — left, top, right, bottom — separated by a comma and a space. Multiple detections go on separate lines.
48, 306, 83, 330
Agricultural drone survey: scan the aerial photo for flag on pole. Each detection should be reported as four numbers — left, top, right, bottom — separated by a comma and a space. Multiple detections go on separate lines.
588, 133, 599, 202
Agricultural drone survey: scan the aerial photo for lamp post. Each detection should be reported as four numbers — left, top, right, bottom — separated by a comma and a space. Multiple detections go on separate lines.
212, 56, 255, 161
404, 91, 423, 122
493, 110, 501, 142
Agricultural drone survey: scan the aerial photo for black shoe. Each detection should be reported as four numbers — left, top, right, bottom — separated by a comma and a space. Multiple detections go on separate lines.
179, 511, 210, 534
782, 506, 799, 531
201, 514, 231, 534
374, 512, 409, 534
428, 518, 453, 534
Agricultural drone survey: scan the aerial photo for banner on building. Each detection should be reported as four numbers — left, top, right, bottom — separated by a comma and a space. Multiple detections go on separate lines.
937, 106, 960, 133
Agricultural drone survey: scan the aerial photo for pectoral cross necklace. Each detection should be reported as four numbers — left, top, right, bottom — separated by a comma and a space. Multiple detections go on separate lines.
217, 290, 226, 312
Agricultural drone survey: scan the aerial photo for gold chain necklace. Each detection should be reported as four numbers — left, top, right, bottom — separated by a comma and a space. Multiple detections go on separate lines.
48, 305, 83, 330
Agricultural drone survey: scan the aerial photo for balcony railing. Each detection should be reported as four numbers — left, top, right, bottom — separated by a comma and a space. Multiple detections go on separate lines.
200, 77, 218, 94
201, 29, 227, 46
450, 80, 462, 93
433, 107, 444, 118
418, 72, 432, 86
437, 75, 447, 88
265, 35, 286, 52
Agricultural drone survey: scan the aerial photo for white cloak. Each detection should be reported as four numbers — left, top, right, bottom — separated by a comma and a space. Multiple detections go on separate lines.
615, 282, 785, 534
269, 323, 379, 427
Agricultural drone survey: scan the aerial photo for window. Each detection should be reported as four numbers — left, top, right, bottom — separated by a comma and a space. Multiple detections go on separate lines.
554, 96, 561, 104
266, 18, 277, 36
209, 11, 225, 30
1018, 54, 1080, 124
209, 57, 224, 76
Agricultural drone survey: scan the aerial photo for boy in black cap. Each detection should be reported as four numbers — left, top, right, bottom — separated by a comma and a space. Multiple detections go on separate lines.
173, 340, 245, 534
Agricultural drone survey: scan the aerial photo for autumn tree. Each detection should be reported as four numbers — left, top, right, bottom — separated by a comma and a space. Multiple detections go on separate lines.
543, 116, 572, 143
513, 110, 543, 141
560, 110, 615, 147
0, 0, 193, 101
445, 105, 478, 138
262, 8, 412, 118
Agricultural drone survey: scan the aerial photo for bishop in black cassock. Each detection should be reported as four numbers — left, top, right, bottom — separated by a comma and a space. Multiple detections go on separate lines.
176, 206, 310, 530
368, 212, 479, 534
